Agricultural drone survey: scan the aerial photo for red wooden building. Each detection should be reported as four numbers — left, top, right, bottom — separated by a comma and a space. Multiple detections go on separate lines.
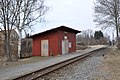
30, 26, 80, 56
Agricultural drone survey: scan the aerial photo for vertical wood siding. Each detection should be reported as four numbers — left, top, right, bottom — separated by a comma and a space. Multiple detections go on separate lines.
32, 30, 77, 56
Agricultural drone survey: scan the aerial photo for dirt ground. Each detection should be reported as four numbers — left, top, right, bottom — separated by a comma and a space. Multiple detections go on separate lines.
98, 46, 120, 80
0, 56, 52, 69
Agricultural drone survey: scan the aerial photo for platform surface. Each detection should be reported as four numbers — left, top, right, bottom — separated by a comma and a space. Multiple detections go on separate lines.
0, 45, 106, 80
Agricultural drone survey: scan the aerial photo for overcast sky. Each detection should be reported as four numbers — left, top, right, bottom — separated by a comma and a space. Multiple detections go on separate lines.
32, 0, 101, 34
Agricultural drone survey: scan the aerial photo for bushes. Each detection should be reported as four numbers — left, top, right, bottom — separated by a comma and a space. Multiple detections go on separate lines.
77, 42, 88, 50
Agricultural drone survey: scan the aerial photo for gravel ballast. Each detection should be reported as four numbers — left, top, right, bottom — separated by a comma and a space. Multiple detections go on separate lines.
38, 49, 111, 80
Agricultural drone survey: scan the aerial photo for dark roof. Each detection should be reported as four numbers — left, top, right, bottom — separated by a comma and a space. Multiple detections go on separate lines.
29, 26, 81, 38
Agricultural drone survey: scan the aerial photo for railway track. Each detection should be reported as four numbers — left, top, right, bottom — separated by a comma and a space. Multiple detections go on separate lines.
13, 48, 106, 80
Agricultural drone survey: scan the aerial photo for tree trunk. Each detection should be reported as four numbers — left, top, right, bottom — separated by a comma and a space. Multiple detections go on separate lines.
18, 30, 22, 59
115, 17, 120, 49
4, 33, 8, 59
7, 32, 12, 61
4, 33, 12, 61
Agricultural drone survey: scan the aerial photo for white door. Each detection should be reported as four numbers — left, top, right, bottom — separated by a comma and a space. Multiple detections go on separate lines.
62, 40, 65, 54
41, 40, 49, 56
62, 40, 68, 54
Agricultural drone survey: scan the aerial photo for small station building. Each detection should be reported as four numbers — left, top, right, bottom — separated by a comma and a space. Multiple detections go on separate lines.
30, 26, 80, 56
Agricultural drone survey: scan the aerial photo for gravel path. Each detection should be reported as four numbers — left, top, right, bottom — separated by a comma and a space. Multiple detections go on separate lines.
38, 49, 111, 80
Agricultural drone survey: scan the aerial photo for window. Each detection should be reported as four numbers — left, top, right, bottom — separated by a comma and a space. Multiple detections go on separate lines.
64, 36, 67, 39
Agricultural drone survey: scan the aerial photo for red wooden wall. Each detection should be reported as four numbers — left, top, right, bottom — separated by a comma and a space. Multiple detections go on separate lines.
32, 30, 76, 56
32, 31, 59, 56
58, 30, 76, 54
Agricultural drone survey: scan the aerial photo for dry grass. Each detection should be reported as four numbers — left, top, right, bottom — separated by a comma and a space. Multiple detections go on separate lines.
76, 45, 88, 50
100, 47, 120, 80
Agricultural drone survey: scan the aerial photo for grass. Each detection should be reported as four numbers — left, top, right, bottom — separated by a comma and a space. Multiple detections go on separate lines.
100, 47, 120, 80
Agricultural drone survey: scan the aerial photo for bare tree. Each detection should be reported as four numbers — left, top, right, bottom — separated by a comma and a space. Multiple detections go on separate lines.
77, 29, 94, 45
94, 0, 120, 47
0, 0, 48, 61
